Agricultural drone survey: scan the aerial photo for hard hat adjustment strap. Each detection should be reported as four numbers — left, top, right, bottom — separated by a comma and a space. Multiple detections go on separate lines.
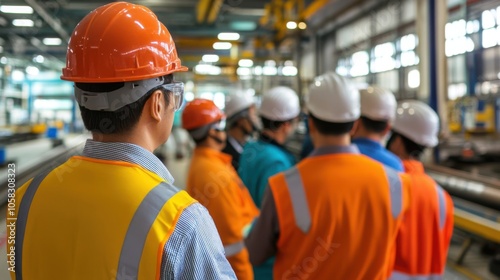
74, 76, 166, 111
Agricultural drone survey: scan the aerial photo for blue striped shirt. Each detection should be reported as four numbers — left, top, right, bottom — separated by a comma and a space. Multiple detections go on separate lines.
83, 140, 236, 279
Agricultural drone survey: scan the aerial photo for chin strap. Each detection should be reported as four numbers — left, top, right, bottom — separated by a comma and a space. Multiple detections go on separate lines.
209, 134, 225, 144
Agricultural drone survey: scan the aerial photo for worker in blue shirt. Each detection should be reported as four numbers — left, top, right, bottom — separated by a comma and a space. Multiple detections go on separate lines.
238, 86, 300, 279
352, 86, 404, 171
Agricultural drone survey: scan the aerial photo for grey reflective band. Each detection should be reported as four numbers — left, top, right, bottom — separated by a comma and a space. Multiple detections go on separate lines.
436, 185, 447, 230
74, 76, 166, 111
308, 145, 360, 158
224, 241, 245, 257
390, 271, 443, 280
383, 166, 403, 219
284, 167, 311, 234
117, 182, 179, 279
15, 171, 51, 280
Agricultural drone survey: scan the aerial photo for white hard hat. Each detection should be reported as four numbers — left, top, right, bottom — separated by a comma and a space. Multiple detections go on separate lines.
393, 100, 439, 147
306, 72, 360, 122
225, 92, 255, 119
360, 86, 397, 122
259, 86, 300, 121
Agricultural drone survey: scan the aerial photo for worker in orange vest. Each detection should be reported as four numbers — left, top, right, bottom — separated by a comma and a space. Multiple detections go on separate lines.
245, 72, 410, 279
386, 100, 454, 279
183, 99, 260, 280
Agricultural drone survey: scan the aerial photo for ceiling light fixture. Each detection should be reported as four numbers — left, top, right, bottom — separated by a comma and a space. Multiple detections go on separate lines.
217, 32, 240, 41
0, 5, 33, 14
213, 42, 232, 50
286, 21, 297, 30
238, 59, 253, 67
202, 54, 219, 63
43, 38, 62, 46
298, 22, 307, 29
12, 19, 34, 27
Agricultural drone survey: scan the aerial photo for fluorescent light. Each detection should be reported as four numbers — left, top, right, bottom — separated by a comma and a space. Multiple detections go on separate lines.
286, 21, 297, 30
213, 42, 232, 50
12, 70, 25, 82
238, 59, 253, 67
0, 57, 6, 64
263, 66, 277, 76
253, 66, 262, 75
265, 60, 276, 66
26, 66, 39, 76
237, 67, 251, 76
202, 54, 219, 63
408, 70, 420, 89
12, 19, 34, 27
282, 66, 298, 76
195, 64, 221, 75
34, 55, 44, 63
217, 32, 240, 41
185, 92, 194, 102
298, 22, 307, 30
0, 5, 33, 14
43, 38, 62, 46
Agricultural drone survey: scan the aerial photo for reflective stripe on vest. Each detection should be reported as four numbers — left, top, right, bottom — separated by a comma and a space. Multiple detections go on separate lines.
15, 171, 50, 280
283, 166, 311, 234
15, 172, 178, 280
282, 165, 403, 233
224, 241, 245, 257
390, 271, 443, 280
383, 166, 403, 219
117, 182, 178, 279
436, 185, 447, 230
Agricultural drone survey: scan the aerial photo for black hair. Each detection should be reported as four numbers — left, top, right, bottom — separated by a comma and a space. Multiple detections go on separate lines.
77, 75, 173, 134
309, 114, 354, 136
360, 116, 389, 133
387, 131, 426, 159
261, 117, 293, 131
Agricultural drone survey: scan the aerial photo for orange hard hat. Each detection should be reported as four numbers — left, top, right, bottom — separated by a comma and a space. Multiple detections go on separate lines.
61, 2, 187, 83
182, 99, 225, 130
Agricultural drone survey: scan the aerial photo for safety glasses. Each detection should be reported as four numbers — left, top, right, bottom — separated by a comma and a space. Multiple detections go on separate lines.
212, 119, 226, 131
160, 81, 184, 111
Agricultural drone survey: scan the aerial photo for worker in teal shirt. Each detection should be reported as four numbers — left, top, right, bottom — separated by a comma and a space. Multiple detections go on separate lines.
352, 86, 404, 171
238, 86, 300, 279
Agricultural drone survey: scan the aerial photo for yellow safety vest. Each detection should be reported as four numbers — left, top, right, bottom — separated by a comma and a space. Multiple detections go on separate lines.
11, 156, 195, 279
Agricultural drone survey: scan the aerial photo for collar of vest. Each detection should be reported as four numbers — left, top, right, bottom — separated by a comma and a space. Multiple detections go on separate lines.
194, 146, 232, 164
309, 145, 360, 157
402, 159, 424, 174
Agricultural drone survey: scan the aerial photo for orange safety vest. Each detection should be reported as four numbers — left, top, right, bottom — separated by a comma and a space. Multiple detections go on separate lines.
187, 147, 259, 280
9, 156, 196, 280
269, 146, 410, 280
390, 160, 454, 280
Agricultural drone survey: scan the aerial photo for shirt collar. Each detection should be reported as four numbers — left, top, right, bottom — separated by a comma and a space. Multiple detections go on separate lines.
352, 137, 383, 149
260, 133, 286, 149
309, 145, 360, 157
227, 136, 243, 154
402, 159, 425, 174
82, 139, 174, 183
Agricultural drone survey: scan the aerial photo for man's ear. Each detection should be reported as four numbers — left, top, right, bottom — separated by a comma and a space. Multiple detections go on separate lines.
350, 120, 359, 136
148, 90, 164, 122
308, 117, 316, 134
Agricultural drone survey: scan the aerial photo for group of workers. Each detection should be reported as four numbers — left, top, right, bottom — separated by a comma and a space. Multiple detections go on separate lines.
9, 2, 454, 280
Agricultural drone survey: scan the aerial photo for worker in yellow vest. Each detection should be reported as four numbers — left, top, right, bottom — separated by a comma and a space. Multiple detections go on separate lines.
8, 2, 235, 279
